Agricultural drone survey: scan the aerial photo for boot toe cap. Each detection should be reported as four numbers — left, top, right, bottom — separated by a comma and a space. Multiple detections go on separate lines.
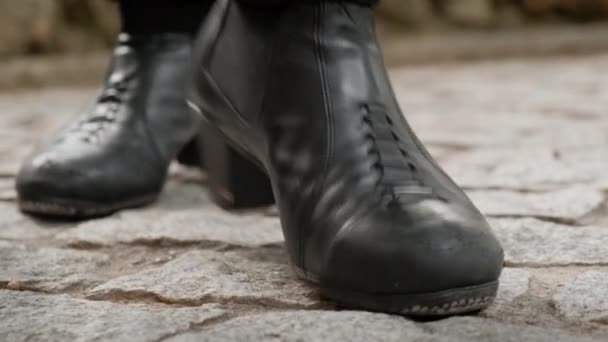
17, 150, 88, 201
321, 200, 504, 296
16, 146, 163, 208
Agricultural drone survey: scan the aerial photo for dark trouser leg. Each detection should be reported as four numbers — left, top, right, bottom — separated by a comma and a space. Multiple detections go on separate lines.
119, 0, 215, 36
238, 0, 378, 7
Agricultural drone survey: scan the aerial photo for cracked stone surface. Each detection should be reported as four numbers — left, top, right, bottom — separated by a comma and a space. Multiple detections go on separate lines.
2, 53, 608, 340
494, 268, 530, 305
57, 188, 284, 248
169, 311, 430, 342
0, 203, 30, 231
55, 175, 283, 248
88, 249, 320, 308
490, 218, 608, 266
0, 241, 109, 292
423, 316, 598, 342
553, 271, 608, 322
0, 203, 65, 241
469, 185, 605, 221
442, 147, 608, 191
168, 311, 593, 342
0, 290, 226, 342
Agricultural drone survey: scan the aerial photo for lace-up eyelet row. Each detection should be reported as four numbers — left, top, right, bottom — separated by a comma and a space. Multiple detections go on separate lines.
70, 79, 128, 143
361, 104, 434, 204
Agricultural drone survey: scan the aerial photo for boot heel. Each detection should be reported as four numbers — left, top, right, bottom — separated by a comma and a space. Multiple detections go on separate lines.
201, 124, 275, 209
177, 133, 205, 168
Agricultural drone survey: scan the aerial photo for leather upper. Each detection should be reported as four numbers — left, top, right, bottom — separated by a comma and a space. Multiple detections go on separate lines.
191, 0, 503, 294
17, 33, 201, 205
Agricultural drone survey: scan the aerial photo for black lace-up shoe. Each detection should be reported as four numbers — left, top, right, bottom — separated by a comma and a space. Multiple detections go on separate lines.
16, 33, 203, 218
189, 0, 504, 316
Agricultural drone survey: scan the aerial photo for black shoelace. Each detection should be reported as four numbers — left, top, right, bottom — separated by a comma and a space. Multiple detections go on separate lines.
69, 77, 128, 143
362, 104, 434, 206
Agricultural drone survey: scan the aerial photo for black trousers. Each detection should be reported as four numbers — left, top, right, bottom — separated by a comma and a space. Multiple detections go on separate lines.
119, 0, 378, 7
239, 0, 378, 5
119, 0, 379, 35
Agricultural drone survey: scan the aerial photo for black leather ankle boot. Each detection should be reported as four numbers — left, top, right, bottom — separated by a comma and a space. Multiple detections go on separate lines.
189, 0, 504, 316
17, 33, 203, 218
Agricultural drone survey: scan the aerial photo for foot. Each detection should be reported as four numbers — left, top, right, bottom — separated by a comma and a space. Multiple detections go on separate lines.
189, 0, 504, 316
17, 33, 202, 218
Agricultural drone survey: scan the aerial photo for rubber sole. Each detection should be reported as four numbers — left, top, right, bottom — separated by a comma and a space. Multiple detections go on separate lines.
294, 266, 498, 317
18, 194, 158, 219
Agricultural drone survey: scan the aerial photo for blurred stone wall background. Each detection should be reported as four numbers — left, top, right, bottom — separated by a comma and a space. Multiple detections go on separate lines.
1, 0, 608, 59
380, 0, 608, 28
0, 0, 118, 58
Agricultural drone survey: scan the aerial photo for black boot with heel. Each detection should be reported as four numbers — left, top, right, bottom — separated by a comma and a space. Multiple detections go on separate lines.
190, 0, 504, 316
17, 34, 203, 218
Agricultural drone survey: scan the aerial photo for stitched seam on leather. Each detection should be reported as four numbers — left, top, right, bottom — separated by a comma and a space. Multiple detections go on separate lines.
200, 70, 268, 173
255, 16, 283, 160
299, 3, 333, 271
189, 0, 229, 122
200, 0, 230, 67
318, 3, 334, 187
203, 70, 251, 128
199, 0, 250, 128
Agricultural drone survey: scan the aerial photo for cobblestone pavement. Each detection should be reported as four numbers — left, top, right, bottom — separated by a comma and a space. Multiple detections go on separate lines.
1, 54, 608, 341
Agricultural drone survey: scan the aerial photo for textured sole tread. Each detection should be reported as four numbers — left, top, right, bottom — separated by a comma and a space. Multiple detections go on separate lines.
18, 194, 158, 219
294, 266, 498, 317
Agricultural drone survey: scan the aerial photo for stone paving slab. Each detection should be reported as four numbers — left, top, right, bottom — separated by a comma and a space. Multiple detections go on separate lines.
0, 241, 109, 292
88, 249, 320, 308
0, 202, 73, 241
553, 271, 608, 323
2, 53, 608, 340
0, 178, 16, 201
168, 311, 598, 342
0, 290, 226, 342
490, 218, 608, 266
470, 186, 605, 221
57, 184, 283, 249
493, 268, 530, 305
442, 147, 608, 191
408, 113, 608, 150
